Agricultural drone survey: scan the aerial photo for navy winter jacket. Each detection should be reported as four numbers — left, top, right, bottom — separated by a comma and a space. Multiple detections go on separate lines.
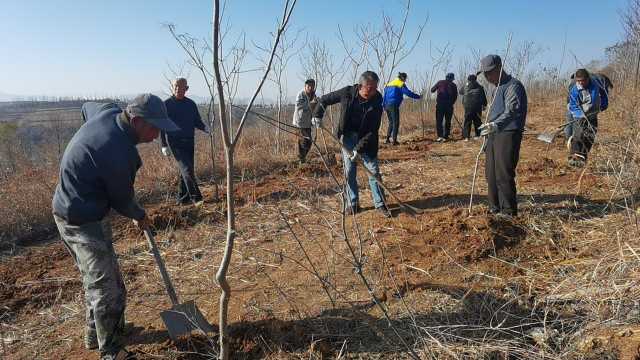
161, 96, 206, 146
52, 102, 145, 225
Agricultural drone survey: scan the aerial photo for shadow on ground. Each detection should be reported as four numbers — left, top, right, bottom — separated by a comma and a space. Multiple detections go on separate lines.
126, 282, 582, 359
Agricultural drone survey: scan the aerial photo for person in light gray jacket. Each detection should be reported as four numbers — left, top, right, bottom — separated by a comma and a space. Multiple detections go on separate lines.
477, 55, 528, 217
292, 79, 317, 163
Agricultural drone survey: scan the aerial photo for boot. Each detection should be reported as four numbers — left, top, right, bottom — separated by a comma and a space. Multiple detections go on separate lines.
85, 328, 98, 350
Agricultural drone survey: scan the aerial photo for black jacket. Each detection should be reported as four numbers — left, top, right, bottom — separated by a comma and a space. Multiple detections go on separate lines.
313, 84, 384, 158
460, 80, 487, 113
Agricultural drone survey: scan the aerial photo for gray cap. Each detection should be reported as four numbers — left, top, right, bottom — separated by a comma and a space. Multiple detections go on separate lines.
477, 54, 502, 75
126, 93, 178, 131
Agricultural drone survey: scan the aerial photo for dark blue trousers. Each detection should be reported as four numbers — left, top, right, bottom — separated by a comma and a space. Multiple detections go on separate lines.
168, 137, 202, 203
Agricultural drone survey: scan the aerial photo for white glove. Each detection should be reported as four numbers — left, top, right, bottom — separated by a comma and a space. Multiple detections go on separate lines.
311, 117, 323, 129
161, 147, 170, 156
479, 122, 498, 136
349, 150, 359, 161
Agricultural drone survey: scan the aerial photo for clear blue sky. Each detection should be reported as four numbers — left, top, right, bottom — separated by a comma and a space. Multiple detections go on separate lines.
0, 0, 627, 100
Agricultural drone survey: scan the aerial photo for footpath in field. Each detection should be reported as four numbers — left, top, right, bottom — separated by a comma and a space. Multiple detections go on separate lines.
2, 101, 640, 359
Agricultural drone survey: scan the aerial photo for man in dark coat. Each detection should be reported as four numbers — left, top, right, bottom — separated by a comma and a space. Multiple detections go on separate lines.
161, 78, 208, 204
459, 74, 487, 140
53, 94, 178, 359
311, 71, 391, 218
477, 55, 528, 217
430, 72, 458, 142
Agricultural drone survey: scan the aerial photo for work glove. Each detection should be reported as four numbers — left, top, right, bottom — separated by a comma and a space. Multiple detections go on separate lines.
311, 117, 323, 129
161, 147, 170, 157
479, 122, 498, 136
133, 213, 151, 230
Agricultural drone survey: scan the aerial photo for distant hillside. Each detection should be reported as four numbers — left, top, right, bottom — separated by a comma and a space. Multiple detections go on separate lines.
0, 99, 124, 114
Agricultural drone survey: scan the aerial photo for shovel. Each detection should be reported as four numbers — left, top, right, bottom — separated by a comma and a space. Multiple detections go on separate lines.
536, 119, 579, 144
143, 229, 216, 340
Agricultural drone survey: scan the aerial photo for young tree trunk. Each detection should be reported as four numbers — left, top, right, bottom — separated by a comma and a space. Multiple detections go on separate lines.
207, 99, 219, 200
276, 97, 282, 154
215, 144, 235, 359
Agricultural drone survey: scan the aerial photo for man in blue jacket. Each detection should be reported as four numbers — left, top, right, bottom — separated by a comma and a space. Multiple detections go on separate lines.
567, 69, 609, 168
563, 72, 613, 142
161, 78, 208, 204
52, 94, 178, 360
477, 55, 528, 217
383, 72, 421, 145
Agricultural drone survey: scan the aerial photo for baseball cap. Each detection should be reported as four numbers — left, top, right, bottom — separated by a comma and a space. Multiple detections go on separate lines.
477, 54, 502, 75
126, 93, 179, 131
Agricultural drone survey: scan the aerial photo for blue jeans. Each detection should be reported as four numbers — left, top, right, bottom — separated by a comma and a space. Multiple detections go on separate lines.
341, 132, 386, 208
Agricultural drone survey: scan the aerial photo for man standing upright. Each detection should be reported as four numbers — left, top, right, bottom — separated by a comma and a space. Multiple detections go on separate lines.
430, 72, 458, 142
459, 74, 487, 140
477, 55, 528, 218
161, 78, 208, 205
382, 72, 421, 145
567, 68, 609, 168
292, 79, 317, 164
52, 94, 178, 359
311, 71, 392, 218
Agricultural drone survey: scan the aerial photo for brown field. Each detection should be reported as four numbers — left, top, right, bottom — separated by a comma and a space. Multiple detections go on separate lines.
2, 93, 640, 359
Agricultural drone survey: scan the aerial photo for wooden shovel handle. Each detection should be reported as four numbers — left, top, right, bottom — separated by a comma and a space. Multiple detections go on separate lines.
143, 229, 180, 306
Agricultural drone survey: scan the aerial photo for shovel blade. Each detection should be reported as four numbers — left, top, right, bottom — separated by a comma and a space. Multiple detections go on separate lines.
536, 132, 556, 144
400, 203, 422, 216
160, 300, 217, 341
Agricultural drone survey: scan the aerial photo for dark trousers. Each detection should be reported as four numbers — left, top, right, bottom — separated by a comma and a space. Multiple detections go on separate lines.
463, 109, 482, 139
485, 131, 522, 216
385, 105, 401, 142
298, 127, 312, 161
435, 105, 453, 139
169, 137, 202, 203
570, 116, 598, 158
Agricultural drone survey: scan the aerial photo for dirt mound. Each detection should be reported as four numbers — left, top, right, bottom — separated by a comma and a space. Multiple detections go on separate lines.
228, 319, 309, 358
137, 319, 309, 359
406, 143, 432, 152
113, 202, 219, 235
395, 208, 527, 271
0, 243, 80, 315
521, 157, 569, 176
235, 162, 338, 206
148, 203, 212, 230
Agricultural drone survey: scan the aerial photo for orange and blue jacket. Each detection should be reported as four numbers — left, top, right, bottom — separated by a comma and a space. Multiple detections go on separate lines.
383, 78, 421, 107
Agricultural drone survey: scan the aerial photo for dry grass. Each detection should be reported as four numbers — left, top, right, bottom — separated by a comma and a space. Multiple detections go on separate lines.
3, 90, 640, 359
